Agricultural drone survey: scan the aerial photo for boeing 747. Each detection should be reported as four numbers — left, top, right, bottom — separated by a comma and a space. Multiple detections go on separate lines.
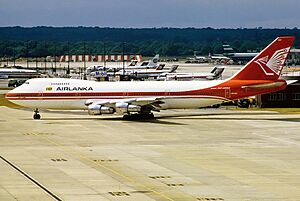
6, 37, 295, 119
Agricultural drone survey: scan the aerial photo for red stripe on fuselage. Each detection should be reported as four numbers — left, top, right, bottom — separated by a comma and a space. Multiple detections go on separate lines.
6, 96, 230, 101
6, 91, 228, 101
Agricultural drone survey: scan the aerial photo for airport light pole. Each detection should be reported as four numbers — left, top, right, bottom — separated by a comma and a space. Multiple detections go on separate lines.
13, 46, 15, 67
83, 42, 87, 80
26, 42, 29, 68
122, 42, 126, 76
6, 54, 8, 67
4, 47, 8, 66
103, 42, 106, 67
54, 43, 56, 73
44, 41, 47, 73
35, 56, 38, 71
35, 41, 38, 71
67, 41, 70, 75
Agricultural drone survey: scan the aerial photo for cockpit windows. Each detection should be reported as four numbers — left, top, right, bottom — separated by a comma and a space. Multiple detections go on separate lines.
25, 81, 29, 84
51, 83, 70, 86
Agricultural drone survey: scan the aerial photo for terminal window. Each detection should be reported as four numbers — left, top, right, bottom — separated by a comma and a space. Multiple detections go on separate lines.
293, 93, 300, 100
268, 93, 286, 101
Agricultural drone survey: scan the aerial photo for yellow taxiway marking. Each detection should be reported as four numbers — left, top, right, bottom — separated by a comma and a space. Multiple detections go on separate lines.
31, 132, 175, 201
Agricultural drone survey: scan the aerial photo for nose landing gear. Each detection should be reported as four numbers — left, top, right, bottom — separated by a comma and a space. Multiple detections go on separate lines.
33, 109, 41, 119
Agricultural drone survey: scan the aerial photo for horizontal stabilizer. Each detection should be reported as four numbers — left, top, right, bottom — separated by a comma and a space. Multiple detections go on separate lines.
241, 82, 285, 89
286, 80, 298, 85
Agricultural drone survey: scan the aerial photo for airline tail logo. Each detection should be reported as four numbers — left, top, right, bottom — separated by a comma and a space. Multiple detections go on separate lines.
255, 47, 290, 76
152, 54, 159, 64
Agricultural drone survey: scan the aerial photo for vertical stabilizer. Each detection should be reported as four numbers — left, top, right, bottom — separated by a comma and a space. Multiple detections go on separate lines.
231, 36, 295, 80
148, 54, 159, 67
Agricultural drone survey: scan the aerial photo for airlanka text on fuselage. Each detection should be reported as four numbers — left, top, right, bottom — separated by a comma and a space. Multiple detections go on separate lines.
56, 86, 93, 91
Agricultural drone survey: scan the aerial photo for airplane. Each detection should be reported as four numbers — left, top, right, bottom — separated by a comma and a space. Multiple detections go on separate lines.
209, 54, 230, 61
115, 64, 178, 80
116, 54, 159, 71
90, 64, 166, 80
86, 54, 160, 75
0, 68, 40, 79
186, 51, 209, 63
128, 60, 138, 66
157, 66, 225, 81
5, 36, 295, 120
122, 54, 160, 70
223, 44, 258, 63
0, 68, 40, 88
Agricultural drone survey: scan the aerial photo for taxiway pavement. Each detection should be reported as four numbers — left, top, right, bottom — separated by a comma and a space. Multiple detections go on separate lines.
1, 106, 300, 201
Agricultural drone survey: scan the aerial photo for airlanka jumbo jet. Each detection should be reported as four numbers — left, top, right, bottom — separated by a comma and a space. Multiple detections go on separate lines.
6, 36, 295, 120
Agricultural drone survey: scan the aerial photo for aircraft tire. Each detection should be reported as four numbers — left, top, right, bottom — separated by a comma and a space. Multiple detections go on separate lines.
122, 114, 130, 120
147, 113, 155, 119
33, 114, 41, 120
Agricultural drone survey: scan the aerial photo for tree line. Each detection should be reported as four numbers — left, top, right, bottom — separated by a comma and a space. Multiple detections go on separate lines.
0, 27, 299, 58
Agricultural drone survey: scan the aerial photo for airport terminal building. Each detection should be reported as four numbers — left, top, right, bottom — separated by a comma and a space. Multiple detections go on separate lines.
256, 50, 300, 108
288, 49, 300, 65
257, 73, 300, 108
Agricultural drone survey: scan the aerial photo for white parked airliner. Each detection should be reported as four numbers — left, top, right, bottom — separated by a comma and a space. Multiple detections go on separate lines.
6, 37, 295, 119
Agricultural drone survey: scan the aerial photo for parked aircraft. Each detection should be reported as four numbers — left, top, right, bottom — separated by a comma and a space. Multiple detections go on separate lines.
86, 54, 160, 75
129, 54, 159, 69
209, 54, 230, 61
128, 60, 138, 66
6, 36, 295, 120
157, 66, 225, 81
116, 64, 178, 80
186, 51, 209, 63
90, 64, 166, 80
0, 68, 40, 79
223, 44, 258, 63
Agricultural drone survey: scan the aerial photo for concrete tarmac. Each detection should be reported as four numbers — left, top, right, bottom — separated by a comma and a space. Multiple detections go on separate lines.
1, 105, 300, 201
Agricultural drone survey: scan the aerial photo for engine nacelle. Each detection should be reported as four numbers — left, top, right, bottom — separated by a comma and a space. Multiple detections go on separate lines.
88, 104, 114, 115
115, 102, 141, 114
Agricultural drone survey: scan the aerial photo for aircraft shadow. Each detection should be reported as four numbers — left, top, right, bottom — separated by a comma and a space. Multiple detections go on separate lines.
18, 106, 300, 124
157, 116, 300, 123
100, 117, 186, 125
155, 112, 279, 119
38, 117, 186, 126
20, 111, 297, 125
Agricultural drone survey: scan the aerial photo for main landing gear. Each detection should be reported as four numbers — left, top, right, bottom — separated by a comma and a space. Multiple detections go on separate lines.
122, 113, 155, 120
33, 109, 41, 120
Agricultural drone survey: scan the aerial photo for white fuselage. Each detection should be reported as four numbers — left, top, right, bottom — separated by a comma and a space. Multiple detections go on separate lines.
7, 78, 228, 110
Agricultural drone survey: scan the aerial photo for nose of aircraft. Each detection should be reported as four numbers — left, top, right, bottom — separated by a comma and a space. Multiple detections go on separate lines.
5, 89, 11, 98
5, 88, 15, 99
5, 86, 21, 102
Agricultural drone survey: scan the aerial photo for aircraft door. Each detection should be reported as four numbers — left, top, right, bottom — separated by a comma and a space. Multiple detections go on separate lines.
40, 91, 43, 100
164, 88, 171, 98
224, 88, 231, 99
123, 89, 128, 98
38, 86, 45, 100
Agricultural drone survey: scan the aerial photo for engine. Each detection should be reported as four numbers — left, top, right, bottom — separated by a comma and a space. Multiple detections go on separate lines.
115, 102, 141, 114
88, 104, 114, 115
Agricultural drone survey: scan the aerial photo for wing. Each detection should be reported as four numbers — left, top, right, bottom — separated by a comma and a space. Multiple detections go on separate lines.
85, 97, 165, 112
